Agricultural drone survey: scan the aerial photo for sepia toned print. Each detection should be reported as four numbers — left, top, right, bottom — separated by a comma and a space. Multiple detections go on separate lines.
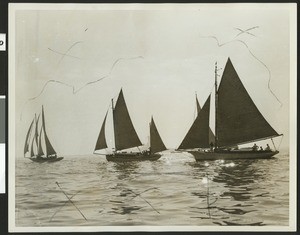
9, 3, 296, 232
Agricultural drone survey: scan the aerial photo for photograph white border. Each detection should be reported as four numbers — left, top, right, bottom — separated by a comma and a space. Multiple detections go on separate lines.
8, 3, 297, 232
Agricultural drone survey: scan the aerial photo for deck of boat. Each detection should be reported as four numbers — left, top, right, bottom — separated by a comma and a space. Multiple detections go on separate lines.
106, 152, 161, 162
29, 157, 64, 163
189, 150, 279, 161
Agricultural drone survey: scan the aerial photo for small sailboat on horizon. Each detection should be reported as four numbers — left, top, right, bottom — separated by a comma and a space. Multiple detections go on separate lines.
177, 58, 282, 160
24, 106, 63, 162
94, 89, 167, 162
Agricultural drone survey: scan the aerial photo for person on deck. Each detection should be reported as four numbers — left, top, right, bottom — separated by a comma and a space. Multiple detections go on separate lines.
265, 144, 271, 151
210, 142, 214, 152
252, 143, 258, 151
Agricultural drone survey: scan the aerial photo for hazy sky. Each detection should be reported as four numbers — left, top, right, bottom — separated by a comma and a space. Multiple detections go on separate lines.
11, 4, 295, 156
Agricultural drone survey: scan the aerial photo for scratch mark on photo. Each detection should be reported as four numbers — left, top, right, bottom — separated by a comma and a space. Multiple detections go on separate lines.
199, 32, 282, 107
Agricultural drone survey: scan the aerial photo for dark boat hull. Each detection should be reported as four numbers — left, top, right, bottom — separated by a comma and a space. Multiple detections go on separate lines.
29, 157, 64, 162
189, 150, 279, 161
106, 153, 161, 162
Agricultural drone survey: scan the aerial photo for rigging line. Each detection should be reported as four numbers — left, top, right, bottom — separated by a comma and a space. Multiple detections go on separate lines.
199, 35, 282, 107
126, 189, 160, 214
271, 138, 277, 151
55, 182, 88, 221
278, 135, 284, 150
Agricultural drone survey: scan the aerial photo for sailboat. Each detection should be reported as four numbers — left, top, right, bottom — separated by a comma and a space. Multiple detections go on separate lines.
24, 106, 63, 162
94, 89, 166, 162
178, 58, 282, 160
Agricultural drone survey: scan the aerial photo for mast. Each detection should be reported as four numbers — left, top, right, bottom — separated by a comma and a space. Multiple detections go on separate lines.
214, 62, 218, 149
111, 98, 116, 152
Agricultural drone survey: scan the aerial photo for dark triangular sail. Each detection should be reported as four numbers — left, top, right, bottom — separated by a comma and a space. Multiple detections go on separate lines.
94, 112, 108, 151
196, 95, 201, 115
178, 95, 211, 149
217, 58, 279, 147
30, 139, 35, 157
41, 106, 56, 156
24, 119, 34, 156
196, 95, 215, 145
113, 89, 142, 151
34, 114, 40, 146
150, 117, 166, 153
209, 128, 215, 145
37, 127, 44, 157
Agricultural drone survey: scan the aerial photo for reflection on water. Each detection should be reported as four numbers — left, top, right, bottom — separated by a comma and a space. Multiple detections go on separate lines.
188, 157, 287, 226
15, 153, 289, 227
110, 162, 140, 180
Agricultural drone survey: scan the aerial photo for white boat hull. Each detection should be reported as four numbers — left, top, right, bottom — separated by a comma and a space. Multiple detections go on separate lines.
189, 150, 279, 161
106, 152, 161, 162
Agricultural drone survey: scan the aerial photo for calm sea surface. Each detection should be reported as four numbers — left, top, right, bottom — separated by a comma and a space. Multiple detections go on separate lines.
15, 152, 289, 227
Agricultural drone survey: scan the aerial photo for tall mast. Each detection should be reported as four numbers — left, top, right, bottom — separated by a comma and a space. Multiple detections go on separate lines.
149, 119, 151, 153
111, 98, 116, 152
214, 62, 218, 149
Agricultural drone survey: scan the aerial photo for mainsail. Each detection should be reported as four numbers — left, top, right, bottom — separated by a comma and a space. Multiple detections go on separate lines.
37, 128, 44, 157
24, 119, 34, 156
41, 106, 56, 156
113, 89, 142, 151
196, 95, 215, 145
217, 58, 279, 147
150, 117, 166, 153
179, 95, 211, 149
94, 112, 108, 151
196, 95, 201, 115
34, 114, 40, 146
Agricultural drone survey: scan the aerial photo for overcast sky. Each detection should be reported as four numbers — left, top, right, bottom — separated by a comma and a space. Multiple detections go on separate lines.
11, 4, 296, 156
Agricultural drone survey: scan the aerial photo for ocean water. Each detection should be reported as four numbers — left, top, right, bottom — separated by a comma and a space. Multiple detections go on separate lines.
15, 152, 289, 227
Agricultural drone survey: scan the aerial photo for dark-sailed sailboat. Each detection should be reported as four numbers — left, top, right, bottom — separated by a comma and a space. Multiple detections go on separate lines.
24, 106, 63, 162
178, 58, 282, 160
94, 89, 166, 162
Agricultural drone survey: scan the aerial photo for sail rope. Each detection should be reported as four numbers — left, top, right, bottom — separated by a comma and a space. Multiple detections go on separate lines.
199, 35, 283, 107
277, 134, 284, 150
271, 138, 277, 151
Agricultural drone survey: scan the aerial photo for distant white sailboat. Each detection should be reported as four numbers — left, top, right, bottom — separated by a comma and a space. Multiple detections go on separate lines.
24, 106, 63, 162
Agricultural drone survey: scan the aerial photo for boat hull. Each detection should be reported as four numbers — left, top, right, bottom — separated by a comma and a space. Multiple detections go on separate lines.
106, 153, 161, 162
29, 157, 64, 163
189, 150, 279, 161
